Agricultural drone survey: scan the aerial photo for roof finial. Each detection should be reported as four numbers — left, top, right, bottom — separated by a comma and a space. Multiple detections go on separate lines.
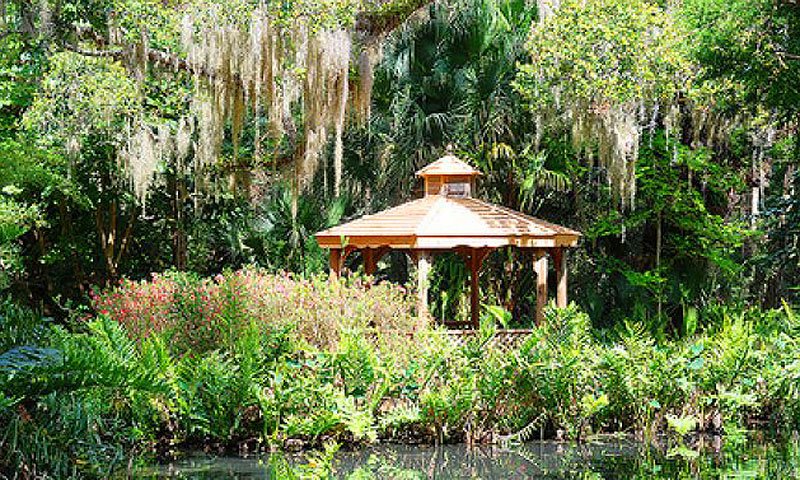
446, 143, 454, 154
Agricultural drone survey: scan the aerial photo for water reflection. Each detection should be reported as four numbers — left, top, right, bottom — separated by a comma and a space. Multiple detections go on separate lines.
139, 434, 800, 479
335, 441, 643, 478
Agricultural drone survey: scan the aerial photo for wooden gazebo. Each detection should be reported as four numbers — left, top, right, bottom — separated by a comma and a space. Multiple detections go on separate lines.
315, 149, 581, 327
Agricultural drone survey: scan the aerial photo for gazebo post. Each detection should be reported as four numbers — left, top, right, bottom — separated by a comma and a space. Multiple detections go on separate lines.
469, 254, 480, 330
329, 248, 342, 277
533, 249, 548, 325
363, 248, 376, 276
469, 252, 480, 329
553, 247, 568, 308
415, 250, 433, 320
468, 248, 490, 329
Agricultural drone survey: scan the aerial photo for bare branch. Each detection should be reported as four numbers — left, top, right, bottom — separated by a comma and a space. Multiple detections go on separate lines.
779, 51, 800, 61
355, 0, 432, 38
62, 0, 436, 76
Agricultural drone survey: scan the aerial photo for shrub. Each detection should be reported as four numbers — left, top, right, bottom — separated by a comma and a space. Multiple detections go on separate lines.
93, 268, 421, 354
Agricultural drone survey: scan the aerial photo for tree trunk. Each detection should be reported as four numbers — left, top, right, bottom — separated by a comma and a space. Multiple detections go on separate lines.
170, 172, 188, 270
656, 209, 662, 321
95, 201, 135, 283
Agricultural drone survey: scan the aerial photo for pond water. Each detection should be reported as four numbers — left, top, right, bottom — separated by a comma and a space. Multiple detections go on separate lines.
138, 434, 800, 479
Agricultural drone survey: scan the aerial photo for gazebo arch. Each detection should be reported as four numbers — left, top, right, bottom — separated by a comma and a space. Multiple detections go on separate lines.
315, 148, 581, 328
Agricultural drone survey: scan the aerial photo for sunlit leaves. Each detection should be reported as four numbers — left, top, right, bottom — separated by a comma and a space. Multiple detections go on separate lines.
679, 0, 800, 115
517, 0, 690, 108
23, 52, 140, 154
514, 0, 693, 207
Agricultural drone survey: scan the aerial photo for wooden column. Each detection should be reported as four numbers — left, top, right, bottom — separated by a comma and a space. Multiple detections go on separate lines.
415, 250, 433, 321
553, 248, 567, 308
470, 252, 480, 329
329, 248, 342, 277
363, 248, 377, 276
468, 248, 491, 329
533, 249, 548, 325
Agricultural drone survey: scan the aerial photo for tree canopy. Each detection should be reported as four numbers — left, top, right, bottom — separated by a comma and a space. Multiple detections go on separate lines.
0, 0, 797, 323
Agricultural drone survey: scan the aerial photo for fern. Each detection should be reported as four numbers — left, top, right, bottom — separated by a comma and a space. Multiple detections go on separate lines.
378, 404, 421, 431
337, 394, 377, 442
0, 390, 17, 411
0, 345, 61, 376
267, 454, 300, 480
0, 299, 51, 351
335, 330, 377, 397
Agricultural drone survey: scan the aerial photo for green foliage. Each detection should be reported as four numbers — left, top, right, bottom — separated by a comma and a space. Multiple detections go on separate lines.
679, 0, 800, 115
0, 193, 41, 289
517, 0, 689, 107
1, 0, 800, 475
429, 252, 470, 321
5, 274, 800, 476
24, 52, 140, 153
0, 311, 170, 476
515, 304, 606, 440
253, 183, 344, 274
579, 131, 750, 331
666, 413, 697, 436
758, 139, 800, 305
0, 26, 45, 137
368, 0, 541, 201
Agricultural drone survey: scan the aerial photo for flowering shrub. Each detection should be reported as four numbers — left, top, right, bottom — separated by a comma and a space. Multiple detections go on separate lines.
92, 268, 421, 353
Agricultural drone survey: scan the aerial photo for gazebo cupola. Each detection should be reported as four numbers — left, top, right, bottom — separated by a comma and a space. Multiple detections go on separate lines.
417, 147, 481, 198
315, 147, 581, 328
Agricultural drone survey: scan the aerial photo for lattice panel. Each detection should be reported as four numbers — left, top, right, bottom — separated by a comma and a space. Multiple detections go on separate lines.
440, 329, 536, 351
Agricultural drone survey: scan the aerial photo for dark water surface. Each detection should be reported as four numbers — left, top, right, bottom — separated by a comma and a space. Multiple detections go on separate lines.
137, 434, 800, 479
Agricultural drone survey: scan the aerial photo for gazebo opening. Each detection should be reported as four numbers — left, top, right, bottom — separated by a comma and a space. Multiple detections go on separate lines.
315, 147, 581, 328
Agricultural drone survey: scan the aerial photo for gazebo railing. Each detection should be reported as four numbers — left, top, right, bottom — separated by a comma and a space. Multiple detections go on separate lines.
439, 328, 536, 351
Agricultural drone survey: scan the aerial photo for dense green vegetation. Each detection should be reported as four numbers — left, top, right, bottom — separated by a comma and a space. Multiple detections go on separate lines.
3, 273, 800, 477
1, 0, 800, 476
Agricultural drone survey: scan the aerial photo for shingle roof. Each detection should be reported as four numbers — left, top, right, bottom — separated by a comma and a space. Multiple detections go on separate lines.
315, 195, 580, 250
415, 155, 482, 177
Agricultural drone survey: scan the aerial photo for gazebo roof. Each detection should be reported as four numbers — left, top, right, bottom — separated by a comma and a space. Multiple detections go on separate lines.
316, 149, 581, 327
315, 195, 581, 250
415, 154, 482, 178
